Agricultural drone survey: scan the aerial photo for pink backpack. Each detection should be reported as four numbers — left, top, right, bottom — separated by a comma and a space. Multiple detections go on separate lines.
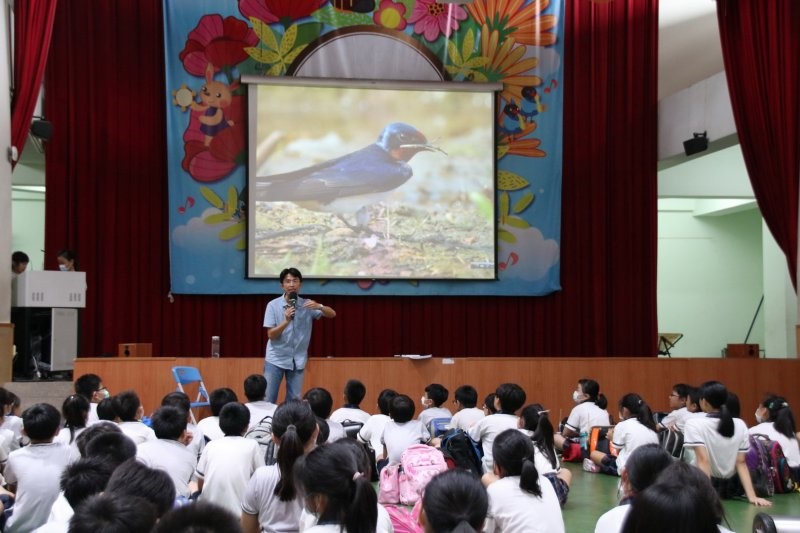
385, 502, 423, 533
378, 464, 401, 504
399, 444, 448, 505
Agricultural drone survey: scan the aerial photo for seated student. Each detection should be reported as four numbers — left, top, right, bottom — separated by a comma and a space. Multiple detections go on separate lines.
750, 395, 800, 480
105, 458, 176, 518
658, 383, 691, 431
0, 388, 23, 450
242, 375, 277, 431
683, 381, 771, 506
420, 469, 488, 533
73, 373, 109, 426
482, 393, 498, 416
162, 391, 205, 460
68, 493, 157, 533
5, 392, 21, 418
594, 444, 674, 533
197, 387, 238, 442
358, 388, 397, 461
111, 390, 155, 445
294, 439, 378, 533
53, 395, 90, 453
587, 393, 659, 476
450, 385, 485, 431
554, 378, 611, 453
482, 429, 565, 533
137, 406, 198, 499
468, 383, 527, 473
78, 425, 136, 465
330, 379, 371, 425
4, 403, 72, 533
0, 389, 18, 465
155, 501, 244, 533
381, 394, 430, 466
197, 402, 264, 516
418, 383, 452, 428
241, 400, 319, 533
304, 387, 346, 442
520, 404, 571, 506
95, 398, 117, 423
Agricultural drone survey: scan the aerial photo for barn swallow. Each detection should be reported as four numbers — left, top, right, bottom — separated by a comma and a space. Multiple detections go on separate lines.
255, 123, 445, 225
520, 86, 546, 120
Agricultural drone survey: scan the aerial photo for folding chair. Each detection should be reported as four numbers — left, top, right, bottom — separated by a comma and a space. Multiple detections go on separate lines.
171, 366, 210, 425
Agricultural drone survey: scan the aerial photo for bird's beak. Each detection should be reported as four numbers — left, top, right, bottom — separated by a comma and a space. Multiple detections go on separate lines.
402, 143, 447, 156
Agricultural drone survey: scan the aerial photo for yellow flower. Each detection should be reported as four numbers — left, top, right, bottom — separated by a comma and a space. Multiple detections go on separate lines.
480, 24, 541, 103
467, 0, 557, 47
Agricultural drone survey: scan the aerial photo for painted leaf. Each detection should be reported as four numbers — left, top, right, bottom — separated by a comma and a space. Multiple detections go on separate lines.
249, 17, 278, 51
499, 191, 509, 218
498, 170, 529, 191
497, 144, 510, 159
245, 47, 281, 63
200, 186, 223, 209
204, 212, 231, 224
462, 29, 475, 60
512, 191, 534, 213
279, 25, 298, 56
446, 40, 463, 65
498, 229, 517, 243
219, 221, 244, 240
505, 216, 530, 229
226, 186, 238, 214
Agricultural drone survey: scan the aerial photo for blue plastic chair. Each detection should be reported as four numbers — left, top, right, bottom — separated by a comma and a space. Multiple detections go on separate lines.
171, 366, 210, 424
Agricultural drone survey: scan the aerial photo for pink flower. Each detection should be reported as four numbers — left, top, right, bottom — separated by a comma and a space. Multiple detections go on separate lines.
239, 0, 326, 24
180, 15, 258, 76
408, 0, 467, 42
373, 0, 407, 31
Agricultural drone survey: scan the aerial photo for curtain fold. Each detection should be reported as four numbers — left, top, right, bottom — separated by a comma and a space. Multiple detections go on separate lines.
717, 0, 800, 289
10, 0, 58, 166
44, 0, 658, 358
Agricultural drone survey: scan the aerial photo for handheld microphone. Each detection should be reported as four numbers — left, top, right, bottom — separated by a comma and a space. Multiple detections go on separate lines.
288, 291, 298, 319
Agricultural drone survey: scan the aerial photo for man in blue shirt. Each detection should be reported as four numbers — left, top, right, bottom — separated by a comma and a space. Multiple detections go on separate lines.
263, 267, 336, 402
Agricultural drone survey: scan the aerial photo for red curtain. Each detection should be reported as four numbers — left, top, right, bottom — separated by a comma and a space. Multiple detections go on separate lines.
717, 0, 800, 289
10, 0, 58, 167
44, 0, 658, 358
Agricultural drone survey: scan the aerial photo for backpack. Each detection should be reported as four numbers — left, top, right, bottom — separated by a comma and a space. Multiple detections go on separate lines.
385, 503, 423, 533
588, 426, 618, 457
399, 444, 448, 505
427, 417, 452, 439
658, 428, 684, 459
244, 415, 276, 465
746, 434, 775, 497
341, 419, 364, 440
439, 428, 483, 475
759, 435, 795, 493
378, 463, 401, 504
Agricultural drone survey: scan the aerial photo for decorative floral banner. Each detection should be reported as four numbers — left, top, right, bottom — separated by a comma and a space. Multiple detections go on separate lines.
163, 0, 563, 295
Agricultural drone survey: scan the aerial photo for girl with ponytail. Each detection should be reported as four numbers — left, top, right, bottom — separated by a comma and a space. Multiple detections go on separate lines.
684, 381, 772, 506
483, 429, 565, 533
519, 404, 571, 505
750, 394, 800, 480
420, 469, 488, 533
242, 400, 319, 533
555, 378, 611, 453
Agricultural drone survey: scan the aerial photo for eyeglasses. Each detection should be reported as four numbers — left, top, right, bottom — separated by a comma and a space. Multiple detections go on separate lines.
669, 393, 680, 398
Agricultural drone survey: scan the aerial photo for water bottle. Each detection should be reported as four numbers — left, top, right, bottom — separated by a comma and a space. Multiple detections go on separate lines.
211, 336, 220, 358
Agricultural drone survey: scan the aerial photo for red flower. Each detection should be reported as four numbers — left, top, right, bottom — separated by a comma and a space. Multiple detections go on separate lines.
180, 14, 258, 76
238, 0, 327, 24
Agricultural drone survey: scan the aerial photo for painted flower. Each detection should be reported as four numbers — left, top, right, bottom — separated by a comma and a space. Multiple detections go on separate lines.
373, 0, 407, 31
239, 0, 327, 25
182, 92, 246, 182
467, 0, 557, 47
479, 24, 541, 103
180, 15, 259, 76
408, 0, 467, 42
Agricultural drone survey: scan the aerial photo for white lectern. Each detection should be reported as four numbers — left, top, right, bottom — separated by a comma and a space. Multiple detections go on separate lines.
11, 271, 86, 376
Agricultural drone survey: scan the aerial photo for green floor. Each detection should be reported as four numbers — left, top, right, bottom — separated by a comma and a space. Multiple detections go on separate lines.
562, 462, 800, 532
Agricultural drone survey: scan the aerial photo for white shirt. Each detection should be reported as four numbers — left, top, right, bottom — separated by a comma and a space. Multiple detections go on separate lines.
684, 415, 749, 479
418, 406, 452, 428
749, 422, 800, 467
594, 505, 734, 533
245, 401, 278, 431
299, 503, 392, 532
565, 402, 611, 447
382, 420, 430, 464
484, 475, 565, 533
660, 407, 690, 431
118, 420, 156, 445
87, 403, 100, 425
1, 416, 24, 448
196, 436, 265, 516
197, 416, 225, 441
533, 442, 560, 476
4, 442, 72, 533
241, 464, 303, 533
358, 414, 391, 456
0, 427, 16, 464
327, 419, 346, 442
468, 414, 520, 473
451, 407, 485, 431
137, 439, 198, 498
330, 406, 371, 425
186, 421, 206, 460
611, 418, 659, 473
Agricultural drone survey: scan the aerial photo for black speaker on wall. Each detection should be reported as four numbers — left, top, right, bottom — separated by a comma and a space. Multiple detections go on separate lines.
683, 131, 708, 156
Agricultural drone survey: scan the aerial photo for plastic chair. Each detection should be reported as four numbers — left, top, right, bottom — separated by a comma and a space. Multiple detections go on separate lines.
171, 366, 210, 425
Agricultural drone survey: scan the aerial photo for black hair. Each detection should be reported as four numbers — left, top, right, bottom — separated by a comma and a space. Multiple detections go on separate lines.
622, 443, 673, 495
0, 388, 10, 411
687, 387, 701, 411
209, 387, 238, 416
389, 394, 415, 423
12, 251, 29, 264
495, 383, 526, 414
61, 456, 115, 509
483, 393, 498, 414
421, 469, 488, 533
161, 391, 191, 412
295, 440, 378, 533
150, 405, 188, 440
105, 458, 176, 517
279, 267, 303, 282
698, 381, 734, 438
272, 400, 318, 501
672, 384, 691, 400
315, 416, 330, 445
58, 248, 79, 270
578, 378, 608, 410
492, 429, 541, 496
62, 394, 90, 443
111, 390, 141, 422
334, 438, 375, 480
22, 402, 61, 441
425, 383, 449, 407
619, 393, 657, 432
69, 494, 157, 533
520, 403, 558, 470
84, 431, 137, 467
219, 402, 250, 436
96, 397, 116, 421
377, 389, 398, 415
76, 421, 122, 458
725, 391, 741, 419
74, 374, 102, 401
344, 379, 367, 405
153, 501, 244, 533
303, 387, 334, 419
243, 374, 267, 402
454, 385, 479, 408
6, 390, 20, 414
761, 395, 797, 440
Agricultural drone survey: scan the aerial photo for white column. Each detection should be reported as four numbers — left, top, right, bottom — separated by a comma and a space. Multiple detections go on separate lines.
0, 3, 13, 324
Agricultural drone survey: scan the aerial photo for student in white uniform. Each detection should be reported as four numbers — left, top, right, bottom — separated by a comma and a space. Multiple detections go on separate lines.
450, 385, 485, 431
304, 387, 346, 442
555, 378, 611, 453
520, 403, 571, 506
197, 387, 238, 442
161, 391, 205, 460
468, 383, 526, 473
53, 395, 90, 454
750, 394, 800, 480
358, 388, 397, 462
381, 394, 430, 466
482, 429, 565, 533
136, 406, 198, 499
155, 501, 242, 533
112, 390, 156, 445
658, 383, 691, 431
295, 438, 378, 533
330, 379, 371, 425
73, 373, 109, 426
418, 383, 453, 428
105, 458, 177, 519
588, 393, 659, 476
683, 380, 771, 507
420, 469, 488, 533
243, 374, 277, 431
241, 400, 319, 533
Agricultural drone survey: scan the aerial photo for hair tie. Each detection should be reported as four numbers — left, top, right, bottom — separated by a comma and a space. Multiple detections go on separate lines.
286, 424, 297, 432
783, 402, 789, 408
352, 471, 364, 481
538, 409, 549, 415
